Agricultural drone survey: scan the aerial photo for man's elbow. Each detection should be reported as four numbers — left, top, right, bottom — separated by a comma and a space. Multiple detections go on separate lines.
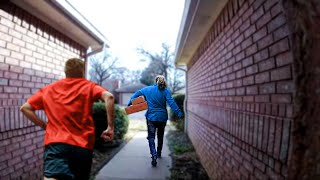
20, 103, 29, 112
108, 93, 114, 102
102, 92, 114, 103
20, 105, 25, 112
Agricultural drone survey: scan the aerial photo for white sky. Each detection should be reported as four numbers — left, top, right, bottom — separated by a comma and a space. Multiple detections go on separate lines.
67, 0, 185, 70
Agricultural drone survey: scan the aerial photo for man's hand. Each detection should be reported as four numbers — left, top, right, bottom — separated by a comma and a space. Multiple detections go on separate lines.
41, 123, 47, 130
100, 127, 114, 142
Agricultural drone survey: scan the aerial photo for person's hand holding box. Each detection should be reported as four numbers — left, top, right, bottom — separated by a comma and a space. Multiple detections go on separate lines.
125, 96, 148, 114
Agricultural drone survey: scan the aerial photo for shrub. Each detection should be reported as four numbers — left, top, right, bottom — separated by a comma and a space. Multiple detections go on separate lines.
92, 103, 129, 146
114, 105, 129, 140
169, 94, 185, 131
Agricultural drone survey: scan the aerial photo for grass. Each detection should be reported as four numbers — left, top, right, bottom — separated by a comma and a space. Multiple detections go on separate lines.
166, 124, 209, 180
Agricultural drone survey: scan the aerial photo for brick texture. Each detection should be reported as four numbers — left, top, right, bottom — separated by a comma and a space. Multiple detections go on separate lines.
186, 0, 293, 179
0, 3, 86, 179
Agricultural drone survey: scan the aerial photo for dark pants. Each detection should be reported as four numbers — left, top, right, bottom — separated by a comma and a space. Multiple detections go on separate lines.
146, 120, 166, 157
44, 143, 93, 180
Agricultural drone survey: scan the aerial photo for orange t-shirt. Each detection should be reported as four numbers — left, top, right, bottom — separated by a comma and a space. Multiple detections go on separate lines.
27, 78, 107, 150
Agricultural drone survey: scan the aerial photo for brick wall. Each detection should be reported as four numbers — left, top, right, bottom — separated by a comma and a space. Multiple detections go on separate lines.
186, 0, 293, 179
0, 3, 86, 179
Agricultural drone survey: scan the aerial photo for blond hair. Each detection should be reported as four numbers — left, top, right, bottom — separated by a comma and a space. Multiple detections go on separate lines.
155, 75, 166, 90
64, 58, 84, 78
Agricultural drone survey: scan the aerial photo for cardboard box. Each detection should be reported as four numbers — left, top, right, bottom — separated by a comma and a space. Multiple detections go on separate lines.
125, 101, 148, 114
132, 96, 145, 105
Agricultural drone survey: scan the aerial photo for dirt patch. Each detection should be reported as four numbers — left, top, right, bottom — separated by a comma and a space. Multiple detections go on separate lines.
167, 127, 209, 180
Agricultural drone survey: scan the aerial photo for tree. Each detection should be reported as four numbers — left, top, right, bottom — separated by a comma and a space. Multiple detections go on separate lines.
138, 43, 185, 93
112, 67, 142, 84
89, 50, 118, 85
130, 70, 142, 83
140, 61, 164, 85
140, 69, 154, 86
167, 67, 185, 93
110, 67, 128, 84
138, 43, 172, 80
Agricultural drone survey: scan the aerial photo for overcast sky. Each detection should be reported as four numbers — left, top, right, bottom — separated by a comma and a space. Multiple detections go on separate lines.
67, 0, 185, 70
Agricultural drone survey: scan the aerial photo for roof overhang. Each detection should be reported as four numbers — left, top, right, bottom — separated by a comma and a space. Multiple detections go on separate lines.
10, 0, 110, 52
174, 0, 228, 66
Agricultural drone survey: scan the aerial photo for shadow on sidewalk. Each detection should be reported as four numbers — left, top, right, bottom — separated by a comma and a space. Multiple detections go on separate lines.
95, 131, 171, 180
90, 108, 148, 179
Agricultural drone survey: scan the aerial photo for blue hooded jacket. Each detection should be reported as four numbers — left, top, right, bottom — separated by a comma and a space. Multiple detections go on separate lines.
127, 85, 183, 122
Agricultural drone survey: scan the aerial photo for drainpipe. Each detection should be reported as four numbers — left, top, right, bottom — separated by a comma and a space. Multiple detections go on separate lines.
84, 44, 106, 79
176, 65, 188, 134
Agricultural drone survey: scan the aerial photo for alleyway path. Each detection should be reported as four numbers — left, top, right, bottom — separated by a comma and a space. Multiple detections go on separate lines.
95, 110, 172, 180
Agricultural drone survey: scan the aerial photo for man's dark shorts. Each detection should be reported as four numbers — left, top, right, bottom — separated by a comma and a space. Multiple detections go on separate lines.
44, 143, 93, 180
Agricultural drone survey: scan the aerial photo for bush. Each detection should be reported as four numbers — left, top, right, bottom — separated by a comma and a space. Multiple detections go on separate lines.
169, 94, 185, 131
114, 105, 129, 140
92, 103, 129, 146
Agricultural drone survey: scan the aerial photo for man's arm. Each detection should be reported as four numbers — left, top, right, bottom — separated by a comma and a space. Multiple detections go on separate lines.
20, 103, 46, 130
100, 91, 115, 142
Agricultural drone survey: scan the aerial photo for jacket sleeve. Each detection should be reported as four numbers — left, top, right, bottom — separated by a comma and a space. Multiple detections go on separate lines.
127, 90, 144, 106
165, 89, 183, 118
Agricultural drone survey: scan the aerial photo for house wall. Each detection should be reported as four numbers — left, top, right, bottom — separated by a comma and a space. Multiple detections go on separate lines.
0, 3, 86, 179
186, 0, 293, 179
121, 93, 132, 106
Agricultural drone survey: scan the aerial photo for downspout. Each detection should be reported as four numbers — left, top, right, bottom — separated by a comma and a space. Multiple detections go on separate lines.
84, 44, 105, 79
176, 66, 188, 134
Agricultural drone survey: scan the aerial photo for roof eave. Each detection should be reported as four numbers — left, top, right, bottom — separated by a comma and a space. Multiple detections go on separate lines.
174, 0, 228, 66
10, 0, 110, 52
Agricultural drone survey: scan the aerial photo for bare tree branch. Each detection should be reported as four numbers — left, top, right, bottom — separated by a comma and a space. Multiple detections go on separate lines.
138, 43, 185, 92
89, 50, 118, 85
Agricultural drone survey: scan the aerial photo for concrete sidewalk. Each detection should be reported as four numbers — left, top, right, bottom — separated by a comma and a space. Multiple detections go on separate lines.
95, 131, 171, 180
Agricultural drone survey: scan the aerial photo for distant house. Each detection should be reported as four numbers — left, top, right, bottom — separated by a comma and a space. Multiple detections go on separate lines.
0, 0, 108, 179
115, 83, 147, 105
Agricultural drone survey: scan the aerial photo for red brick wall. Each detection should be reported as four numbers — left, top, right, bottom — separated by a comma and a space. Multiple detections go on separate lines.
187, 0, 293, 179
0, 3, 86, 179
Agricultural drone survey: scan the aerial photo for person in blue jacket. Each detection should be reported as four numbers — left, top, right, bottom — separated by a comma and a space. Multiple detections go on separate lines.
127, 75, 183, 167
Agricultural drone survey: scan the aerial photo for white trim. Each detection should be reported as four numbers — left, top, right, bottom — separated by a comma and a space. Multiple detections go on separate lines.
174, 0, 228, 66
10, 0, 109, 51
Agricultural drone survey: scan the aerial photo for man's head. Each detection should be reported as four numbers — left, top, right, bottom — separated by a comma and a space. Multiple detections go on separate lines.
64, 58, 85, 78
155, 75, 166, 90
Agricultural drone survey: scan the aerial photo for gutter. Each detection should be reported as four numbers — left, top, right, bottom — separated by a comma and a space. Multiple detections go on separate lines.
10, 0, 110, 52
174, 0, 200, 66
174, 0, 228, 65
84, 44, 108, 79
51, 0, 110, 49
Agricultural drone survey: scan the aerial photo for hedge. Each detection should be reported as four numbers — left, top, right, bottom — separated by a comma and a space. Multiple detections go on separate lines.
169, 94, 185, 131
92, 103, 129, 146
